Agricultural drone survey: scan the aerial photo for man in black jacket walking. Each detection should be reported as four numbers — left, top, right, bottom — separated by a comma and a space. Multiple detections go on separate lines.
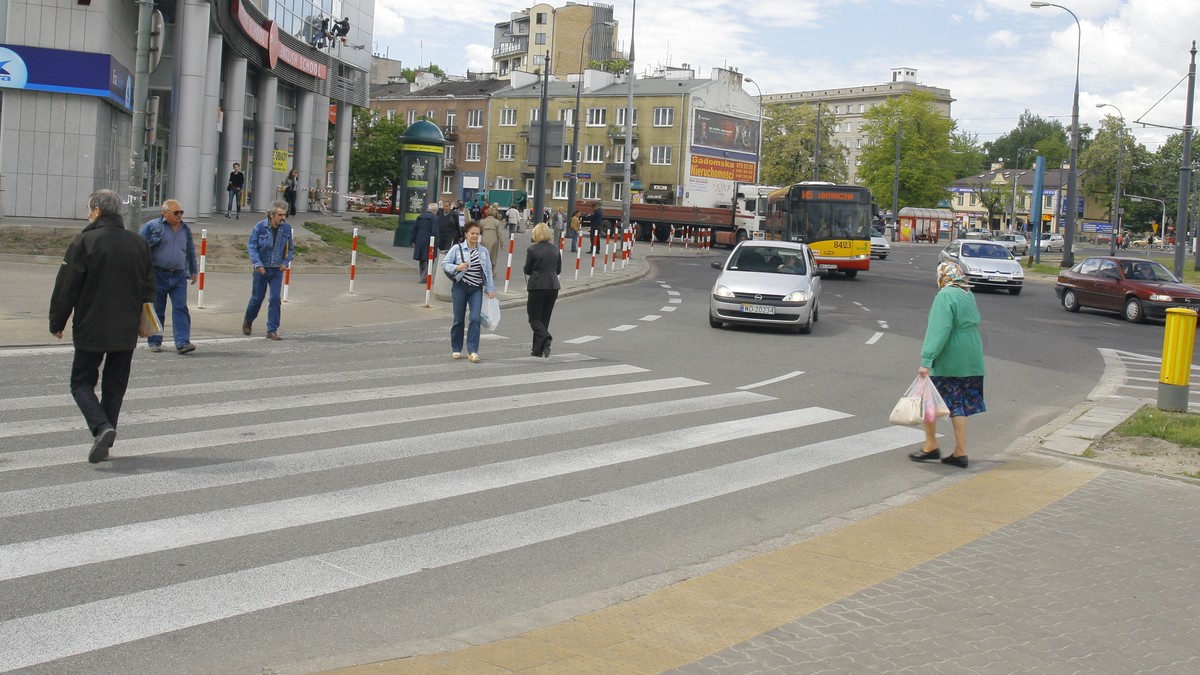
49, 189, 155, 463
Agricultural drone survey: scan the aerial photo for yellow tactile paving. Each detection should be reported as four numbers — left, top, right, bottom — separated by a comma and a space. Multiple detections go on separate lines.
324, 455, 1101, 674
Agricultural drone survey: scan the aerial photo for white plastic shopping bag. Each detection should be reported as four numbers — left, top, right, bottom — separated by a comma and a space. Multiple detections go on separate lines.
482, 296, 501, 332
889, 377, 949, 425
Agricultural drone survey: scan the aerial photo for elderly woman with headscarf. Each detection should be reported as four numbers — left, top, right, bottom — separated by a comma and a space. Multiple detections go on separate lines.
908, 261, 985, 469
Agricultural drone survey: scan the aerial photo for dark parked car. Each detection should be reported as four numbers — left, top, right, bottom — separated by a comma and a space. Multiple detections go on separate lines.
1055, 256, 1200, 323
364, 200, 398, 214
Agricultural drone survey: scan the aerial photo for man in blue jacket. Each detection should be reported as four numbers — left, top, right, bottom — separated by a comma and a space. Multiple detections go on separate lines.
140, 199, 198, 354
242, 201, 294, 340
410, 202, 438, 282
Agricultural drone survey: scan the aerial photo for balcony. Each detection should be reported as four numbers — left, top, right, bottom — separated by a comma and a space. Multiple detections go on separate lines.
493, 38, 528, 57
441, 126, 458, 141
602, 163, 628, 178
607, 125, 639, 141
517, 125, 531, 137
520, 161, 536, 174
441, 160, 456, 172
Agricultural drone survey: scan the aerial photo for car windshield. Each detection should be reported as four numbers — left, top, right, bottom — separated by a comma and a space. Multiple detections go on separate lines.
1119, 260, 1178, 282
730, 247, 807, 275
961, 243, 1012, 260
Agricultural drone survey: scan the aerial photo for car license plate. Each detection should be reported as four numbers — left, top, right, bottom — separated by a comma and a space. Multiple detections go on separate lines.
988, 275, 1005, 282
740, 304, 775, 315
819, 264, 838, 270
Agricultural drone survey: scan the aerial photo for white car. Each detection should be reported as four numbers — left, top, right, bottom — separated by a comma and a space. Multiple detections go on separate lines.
994, 233, 1029, 256
938, 239, 1025, 295
1040, 233, 1065, 252
709, 241, 822, 333
870, 235, 891, 259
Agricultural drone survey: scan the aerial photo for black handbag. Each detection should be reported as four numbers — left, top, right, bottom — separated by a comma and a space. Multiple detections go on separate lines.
443, 244, 462, 281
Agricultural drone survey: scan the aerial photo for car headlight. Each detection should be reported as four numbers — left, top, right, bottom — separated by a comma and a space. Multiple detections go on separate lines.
713, 285, 734, 298
783, 290, 810, 303
963, 264, 981, 274
852, 253, 870, 260
1149, 294, 1172, 302
1012, 269, 1025, 278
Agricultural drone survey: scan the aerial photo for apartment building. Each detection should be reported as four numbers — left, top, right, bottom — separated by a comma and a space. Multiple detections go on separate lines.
762, 68, 953, 185
492, 2, 618, 79
949, 165, 1104, 235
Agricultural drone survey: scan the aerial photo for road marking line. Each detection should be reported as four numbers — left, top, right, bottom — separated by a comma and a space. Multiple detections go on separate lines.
866, 332, 884, 345
737, 371, 804, 390
564, 335, 601, 344
610, 325, 637, 332
667, 291, 680, 296
669, 298, 682, 304
660, 307, 677, 312
0, 426, 923, 672
640, 315, 661, 321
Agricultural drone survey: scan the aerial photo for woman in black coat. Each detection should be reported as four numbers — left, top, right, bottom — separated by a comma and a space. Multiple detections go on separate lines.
523, 222, 562, 358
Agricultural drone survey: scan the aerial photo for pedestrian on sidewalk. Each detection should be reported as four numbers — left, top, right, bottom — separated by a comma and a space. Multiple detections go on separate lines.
242, 202, 294, 341
437, 201, 458, 252
410, 202, 438, 281
442, 221, 495, 364
524, 223, 561, 358
550, 206, 566, 244
283, 168, 300, 217
226, 162, 244, 218
140, 199, 198, 354
479, 203, 503, 264
505, 204, 520, 236
49, 189, 155, 464
909, 261, 985, 469
567, 210, 581, 252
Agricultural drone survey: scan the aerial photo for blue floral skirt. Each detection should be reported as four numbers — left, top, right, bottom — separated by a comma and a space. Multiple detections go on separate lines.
930, 376, 986, 417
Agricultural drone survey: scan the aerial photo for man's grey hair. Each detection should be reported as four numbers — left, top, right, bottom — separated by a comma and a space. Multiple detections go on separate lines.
270, 200, 288, 215
160, 199, 181, 213
88, 190, 123, 217
427, 203, 438, 212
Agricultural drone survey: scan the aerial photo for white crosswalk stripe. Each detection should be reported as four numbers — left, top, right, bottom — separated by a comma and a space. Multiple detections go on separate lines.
0, 347, 925, 671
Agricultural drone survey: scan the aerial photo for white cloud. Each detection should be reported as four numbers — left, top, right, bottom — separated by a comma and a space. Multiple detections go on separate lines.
465, 44, 494, 74
984, 30, 1019, 49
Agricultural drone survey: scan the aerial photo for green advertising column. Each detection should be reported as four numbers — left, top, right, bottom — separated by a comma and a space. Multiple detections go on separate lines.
393, 120, 447, 247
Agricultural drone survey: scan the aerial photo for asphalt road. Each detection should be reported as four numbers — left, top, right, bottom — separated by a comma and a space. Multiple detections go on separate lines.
0, 242, 1188, 673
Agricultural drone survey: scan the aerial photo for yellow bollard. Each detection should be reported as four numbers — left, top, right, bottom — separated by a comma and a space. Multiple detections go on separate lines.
1158, 307, 1198, 412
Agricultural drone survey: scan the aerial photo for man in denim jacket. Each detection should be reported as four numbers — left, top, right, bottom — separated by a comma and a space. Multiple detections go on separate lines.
241, 201, 294, 340
140, 199, 198, 354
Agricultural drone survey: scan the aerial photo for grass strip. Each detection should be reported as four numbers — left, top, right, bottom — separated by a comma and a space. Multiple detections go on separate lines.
302, 222, 389, 259
350, 215, 399, 231
1113, 405, 1200, 448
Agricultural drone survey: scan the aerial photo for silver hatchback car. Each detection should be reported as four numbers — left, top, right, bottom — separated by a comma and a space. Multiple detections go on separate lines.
939, 239, 1025, 295
709, 241, 822, 333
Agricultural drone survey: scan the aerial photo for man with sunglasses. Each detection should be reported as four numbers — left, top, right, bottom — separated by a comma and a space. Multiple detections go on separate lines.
242, 201, 294, 340
140, 199, 198, 354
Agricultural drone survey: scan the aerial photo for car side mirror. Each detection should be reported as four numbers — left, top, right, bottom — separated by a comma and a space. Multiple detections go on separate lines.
947, 251, 958, 258
711, 261, 723, 269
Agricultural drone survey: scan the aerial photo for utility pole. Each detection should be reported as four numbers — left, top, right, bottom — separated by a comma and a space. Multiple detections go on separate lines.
128, 0, 154, 229
1178, 42, 1195, 275
813, 101, 822, 182
889, 119, 901, 242
532, 57, 551, 225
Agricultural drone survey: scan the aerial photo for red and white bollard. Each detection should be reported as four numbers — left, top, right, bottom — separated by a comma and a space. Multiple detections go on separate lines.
348, 227, 359, 293
575, 241, 582, 280
503, 233, 515, 293
197, 228, 208, 308
589, 234, 596, 278
282, 263, 292, 302
423, 235, 435, 308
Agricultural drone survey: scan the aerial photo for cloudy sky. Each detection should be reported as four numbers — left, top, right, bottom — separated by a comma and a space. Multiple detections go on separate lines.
371, 0, 1198, 152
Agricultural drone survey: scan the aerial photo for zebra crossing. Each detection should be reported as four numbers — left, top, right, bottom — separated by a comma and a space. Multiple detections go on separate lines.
0, 334, 925, 672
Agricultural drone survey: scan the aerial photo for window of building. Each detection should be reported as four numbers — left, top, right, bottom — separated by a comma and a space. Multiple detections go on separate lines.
466, 143, 481, 161
386, 109, 396, 121
834, 105, 840, 114
535, 32, 547, 45
653, 107, 674, 127
612, 182, 624, 201
442, 175, 453, 194
956, 193, 964, 206
406, 109, 417, 125
275, 85, 296, 129
562, 143, 573, 162
586, 107, 607, 126
533, 55, 545, 66
613, 145, 625, 163
970, 193, 978, 206
585, 145, 604, 163
526, 178, 536, 194
530, 108, 539, 122
552, 180, 568, 199
498, 143, 515, 161
444, 145, 455, 162
536, 12, 547, 24
650, 146, 672, 165
446, 111, 456, 128
855, 139, 862, 149
467, 109, 483, 128
500, 108, 517, 126
496, 177, 513, 190
244, 70, 257, 120
833, 123, 841, 133
582, 181, 601, 200
616, 107, 637, 127
425, 109, 436, 120
559, 108, 575, 126
859, 104, 866, 113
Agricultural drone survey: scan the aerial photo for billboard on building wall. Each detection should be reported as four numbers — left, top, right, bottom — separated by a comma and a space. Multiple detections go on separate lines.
691, 108, 759, 154
0, 44, 133, 112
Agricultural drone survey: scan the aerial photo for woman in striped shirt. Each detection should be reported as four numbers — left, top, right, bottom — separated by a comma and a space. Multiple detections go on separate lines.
441, 221, 496, 363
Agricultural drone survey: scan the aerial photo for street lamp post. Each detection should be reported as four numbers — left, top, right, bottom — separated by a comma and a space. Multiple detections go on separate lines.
1126, 193, 1166, 259
744, 78, 763, 184
1031, 1, 1081, 267
1096, 103, 1125, 256
1010, 147, 1035, 233
890, 118, 901, 242
566, 21, 616, 219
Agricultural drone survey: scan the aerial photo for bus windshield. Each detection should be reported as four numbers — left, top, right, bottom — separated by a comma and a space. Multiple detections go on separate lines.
794, 201, 872, 242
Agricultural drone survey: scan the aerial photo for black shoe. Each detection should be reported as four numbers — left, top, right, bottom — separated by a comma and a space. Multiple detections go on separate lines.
542, 338, 551, 358
177, 342, 196, 354
242, 320, 252, 336
908, 448, 941, 462
89, 426, 116, 463
266, 332, 282, 341
941, 454, 969, 469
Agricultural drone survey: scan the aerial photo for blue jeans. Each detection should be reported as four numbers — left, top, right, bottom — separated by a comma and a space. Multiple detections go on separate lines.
227, 189, 241, 216
149, 269, 191, 348
244, 267, 283, 333
450, 281, 483, 354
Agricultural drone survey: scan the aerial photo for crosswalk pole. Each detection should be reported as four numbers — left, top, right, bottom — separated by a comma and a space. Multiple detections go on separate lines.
575, 241, 582, 280
197, 229, 207, 308
282, 263, 291, 302
424, 235, 435, 308
504, 233, 515, 293
348, 227, 358, 294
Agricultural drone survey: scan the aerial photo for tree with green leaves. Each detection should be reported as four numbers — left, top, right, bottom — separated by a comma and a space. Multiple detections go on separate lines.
965, 180, 1010, 230
858, 92, 956, 211
948, 130, 989, 179
400, 64, 446, 82
589, 58, 631, 74
984, 110, 1089, 170
759, 102, 847, 187
348, 108, 406, 205
1079, 113, 1147, 225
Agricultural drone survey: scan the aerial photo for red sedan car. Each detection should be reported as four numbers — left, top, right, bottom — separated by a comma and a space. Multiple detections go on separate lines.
1055, 256, 1200, 323
364, 201, 398, 214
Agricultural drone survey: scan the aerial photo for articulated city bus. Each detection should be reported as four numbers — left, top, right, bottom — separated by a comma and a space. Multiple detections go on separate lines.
762, 182, 875, 277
